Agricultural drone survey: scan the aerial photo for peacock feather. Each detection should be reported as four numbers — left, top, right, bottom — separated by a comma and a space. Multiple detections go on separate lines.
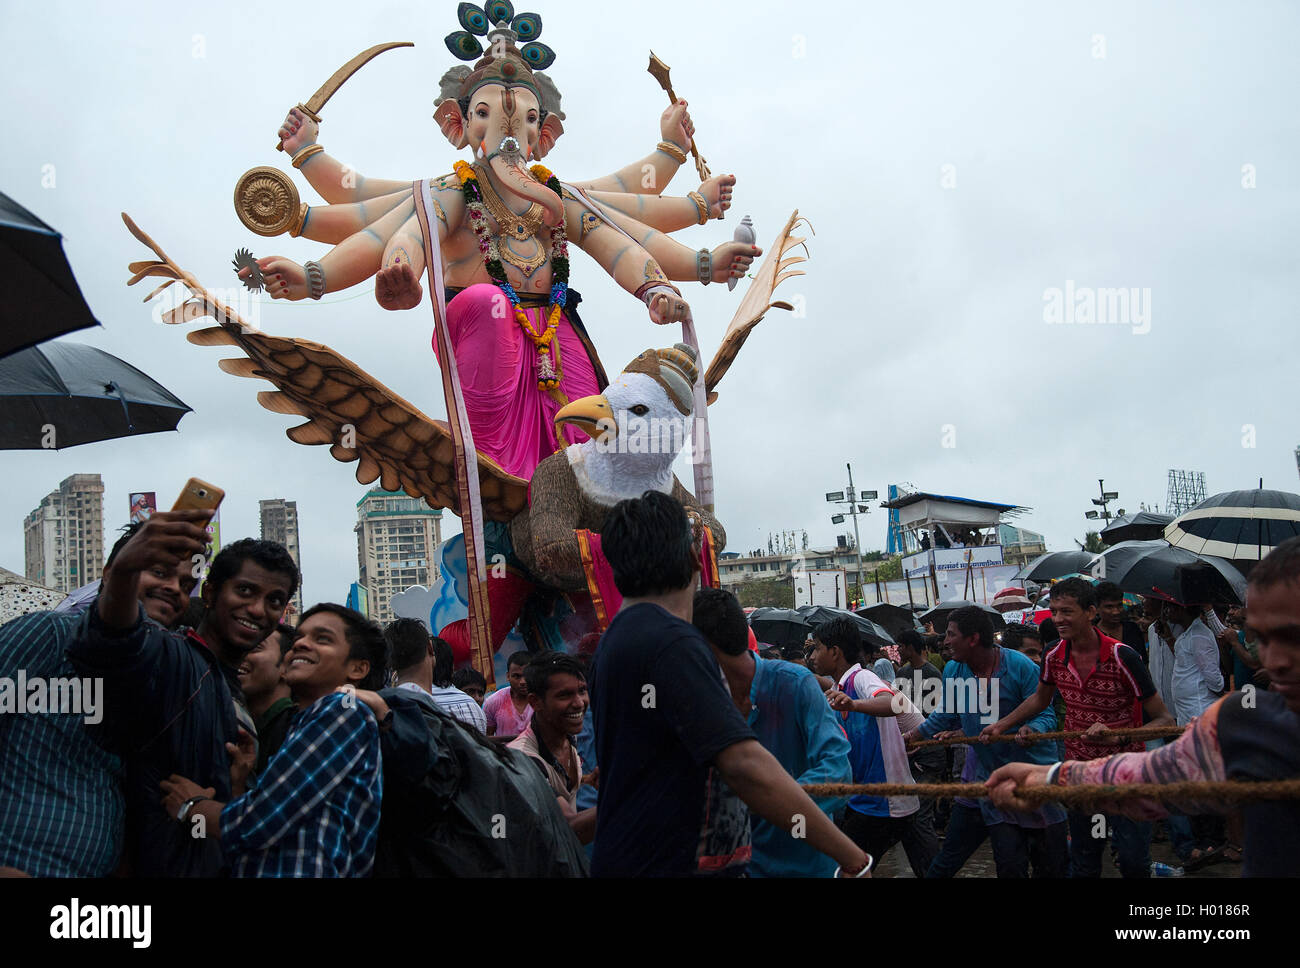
510, 12, 543, 41
445, 31, 485, 61
519, 41, 556, 70
486, 0, 515, 26
457, 2, 490, 35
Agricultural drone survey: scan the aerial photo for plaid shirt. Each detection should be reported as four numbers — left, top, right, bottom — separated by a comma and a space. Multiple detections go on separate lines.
0, 611, 124, 876
220, 692, 382, 877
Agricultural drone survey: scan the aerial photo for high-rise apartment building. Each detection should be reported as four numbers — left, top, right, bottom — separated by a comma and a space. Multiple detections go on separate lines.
259, 498, 303, 616
23, 473, 106, 594
355, 489, 442, 625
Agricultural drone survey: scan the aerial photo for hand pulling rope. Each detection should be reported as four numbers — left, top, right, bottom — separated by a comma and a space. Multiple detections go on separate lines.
906, 725, 1186, 749
802, 778, 1300, 805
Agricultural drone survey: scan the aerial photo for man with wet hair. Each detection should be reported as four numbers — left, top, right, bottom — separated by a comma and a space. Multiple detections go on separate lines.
590, 491, 874, 878
161, 603, 387, 877
989, 536, 1300, 877
0, 522, 197, 877
69, 516, 300, 876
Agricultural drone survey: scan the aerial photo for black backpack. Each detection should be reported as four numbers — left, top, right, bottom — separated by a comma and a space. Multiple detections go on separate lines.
372, 688, 589, 877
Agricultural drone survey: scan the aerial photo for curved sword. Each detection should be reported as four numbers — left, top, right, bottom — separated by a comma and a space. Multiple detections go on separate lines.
276, 41, 415, 151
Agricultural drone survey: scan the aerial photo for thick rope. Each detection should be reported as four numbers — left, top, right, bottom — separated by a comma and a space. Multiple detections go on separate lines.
803, 778, 1300, 806
906, 725, 1186, 749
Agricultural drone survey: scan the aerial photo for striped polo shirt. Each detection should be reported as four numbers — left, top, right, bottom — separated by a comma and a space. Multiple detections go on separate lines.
1041, 629, 1155, 761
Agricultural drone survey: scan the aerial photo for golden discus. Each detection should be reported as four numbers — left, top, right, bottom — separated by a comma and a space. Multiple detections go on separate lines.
233, 167, 301, 237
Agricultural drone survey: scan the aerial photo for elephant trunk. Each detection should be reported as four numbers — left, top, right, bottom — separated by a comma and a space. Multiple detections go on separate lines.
488, 150, 564, 228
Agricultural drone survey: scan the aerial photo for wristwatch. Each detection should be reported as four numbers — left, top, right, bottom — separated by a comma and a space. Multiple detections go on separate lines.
176, 795, 209, 823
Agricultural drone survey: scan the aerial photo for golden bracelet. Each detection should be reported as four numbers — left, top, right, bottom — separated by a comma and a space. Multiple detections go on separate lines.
657, 140, 688, 164
291, 143, 325, 169
688, 190, 709, 226
288, 203, 309, 238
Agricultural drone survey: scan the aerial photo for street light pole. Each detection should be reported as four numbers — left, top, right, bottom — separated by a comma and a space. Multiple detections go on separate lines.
847, 463, 864, 601
827, 468, 876, 607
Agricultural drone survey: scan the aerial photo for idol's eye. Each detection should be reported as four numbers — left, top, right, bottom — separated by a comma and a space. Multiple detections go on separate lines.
630, 404, 649, 416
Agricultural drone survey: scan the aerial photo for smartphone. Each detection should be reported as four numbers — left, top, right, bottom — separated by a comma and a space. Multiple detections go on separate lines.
171, 478, 225, 522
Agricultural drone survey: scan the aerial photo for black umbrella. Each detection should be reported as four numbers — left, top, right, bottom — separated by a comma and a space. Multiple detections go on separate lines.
1014, 550, 1099, 582
1100, 511, 1173, 545
0, 341, 190, 449
748, 607, 813, 650
796, 605, 893, 650
1165, 489, 1300, 565
1095, 539, 1246, 605
0, 192, 100, 358
856, 602, 923, 639
920, 600, 1008, 632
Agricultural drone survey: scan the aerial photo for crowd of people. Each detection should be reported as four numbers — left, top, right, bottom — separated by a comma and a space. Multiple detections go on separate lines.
0, 492, 1296, 878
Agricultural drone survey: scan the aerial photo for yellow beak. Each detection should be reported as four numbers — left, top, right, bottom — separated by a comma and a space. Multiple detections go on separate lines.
554, 393, 617, 444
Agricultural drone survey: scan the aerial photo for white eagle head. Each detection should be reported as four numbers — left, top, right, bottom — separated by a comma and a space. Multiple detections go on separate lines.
553, 343, 699, 497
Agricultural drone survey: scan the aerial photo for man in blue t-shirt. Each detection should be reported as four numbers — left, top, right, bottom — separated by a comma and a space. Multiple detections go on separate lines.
589, 492, 873, 878
693, 587, 853, 877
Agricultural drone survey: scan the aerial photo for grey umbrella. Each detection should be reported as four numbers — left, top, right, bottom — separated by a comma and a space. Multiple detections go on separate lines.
1096, 539, 1246, 605
797, 605, 893, 650
0, 191, 100, 358
0, 341, 190, 449
1100, 511, 1174, 545
1014, 550, 1099, 582
920, 599, 1008, 631
856, 602, 924, 639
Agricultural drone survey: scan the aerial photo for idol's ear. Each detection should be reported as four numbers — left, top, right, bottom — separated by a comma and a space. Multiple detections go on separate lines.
435, 100, 469, 149
536, 113, 564, 159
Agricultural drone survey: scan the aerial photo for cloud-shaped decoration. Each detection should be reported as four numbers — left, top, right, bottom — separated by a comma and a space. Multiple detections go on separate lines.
389, 585, 438, 631
429, 533, 470, 635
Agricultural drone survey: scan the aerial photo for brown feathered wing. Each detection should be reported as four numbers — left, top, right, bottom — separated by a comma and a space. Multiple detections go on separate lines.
121, 213, 528, 521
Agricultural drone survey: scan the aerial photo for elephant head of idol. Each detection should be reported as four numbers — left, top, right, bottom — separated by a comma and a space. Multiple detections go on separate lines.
435, 4, 566, 227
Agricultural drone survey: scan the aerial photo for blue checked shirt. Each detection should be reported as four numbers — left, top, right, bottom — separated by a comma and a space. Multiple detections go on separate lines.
0, 611, 124, 876
220, 692, 382, 877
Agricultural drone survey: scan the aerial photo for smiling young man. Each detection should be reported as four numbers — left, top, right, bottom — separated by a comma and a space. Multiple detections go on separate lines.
507, 651, 596, 844
162, 603, 387, 877
0, 522, 196, 877
988, 536, 1300, 877
68, 515, 299, 877
983, 577, 1174, 878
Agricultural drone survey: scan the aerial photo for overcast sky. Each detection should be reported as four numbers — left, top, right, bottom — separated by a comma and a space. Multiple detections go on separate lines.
2, 0, 1296, 602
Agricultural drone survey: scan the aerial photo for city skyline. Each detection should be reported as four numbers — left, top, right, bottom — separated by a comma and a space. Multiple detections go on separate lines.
1, 0, 1295, 609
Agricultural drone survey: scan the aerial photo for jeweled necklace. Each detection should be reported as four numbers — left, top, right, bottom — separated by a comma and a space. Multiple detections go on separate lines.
454, 160, 570, 392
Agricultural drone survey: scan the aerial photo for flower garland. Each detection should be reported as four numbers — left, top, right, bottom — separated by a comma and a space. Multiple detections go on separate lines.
453, 160, 569, 392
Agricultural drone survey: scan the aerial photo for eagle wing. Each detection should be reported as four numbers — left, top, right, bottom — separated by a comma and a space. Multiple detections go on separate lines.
704, 210, 811, 401
122, 213, 528, 521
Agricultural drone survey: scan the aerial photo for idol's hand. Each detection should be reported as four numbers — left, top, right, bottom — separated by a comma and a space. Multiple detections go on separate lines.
660, 99, 694, 154
239, 256, 308, 300
648, 291, 691, 326
279, 107, 319, 155
711, 242, 762, 284
375, 262, 423, 311
700, 173, 737, 219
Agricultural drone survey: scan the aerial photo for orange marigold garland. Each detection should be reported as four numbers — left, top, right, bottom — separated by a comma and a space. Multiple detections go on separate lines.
456, 160, 568, 392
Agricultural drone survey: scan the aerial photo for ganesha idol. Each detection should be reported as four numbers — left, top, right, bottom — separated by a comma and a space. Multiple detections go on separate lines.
241, 1, 761, 484
131, 1, 810, 675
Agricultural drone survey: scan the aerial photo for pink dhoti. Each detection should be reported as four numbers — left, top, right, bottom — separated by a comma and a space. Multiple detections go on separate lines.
434, 284, 603, 480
